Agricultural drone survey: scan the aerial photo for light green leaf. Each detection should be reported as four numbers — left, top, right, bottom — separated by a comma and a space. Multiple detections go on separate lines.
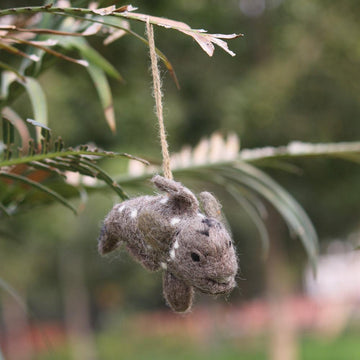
0, 61, 25, 84
55, 11, 179, 87
18, 77, 48, 143
61, 37, 123, 81
86, 64, 116, 132
1, 70, 17, 100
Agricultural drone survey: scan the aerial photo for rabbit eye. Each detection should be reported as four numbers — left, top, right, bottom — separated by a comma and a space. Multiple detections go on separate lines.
228, 241, 232, 247
191, 252, 201, 262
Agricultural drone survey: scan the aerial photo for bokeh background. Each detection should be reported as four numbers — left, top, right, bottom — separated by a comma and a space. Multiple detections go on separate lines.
1, 0, 360, 359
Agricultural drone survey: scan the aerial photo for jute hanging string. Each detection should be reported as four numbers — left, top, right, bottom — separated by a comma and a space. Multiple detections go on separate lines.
146, 18, 173, 180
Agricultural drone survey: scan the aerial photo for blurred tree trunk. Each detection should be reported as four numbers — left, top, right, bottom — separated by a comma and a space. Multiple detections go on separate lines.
59, 246, 98, 360
1, 291, 34, 360
266, 207, 299, 360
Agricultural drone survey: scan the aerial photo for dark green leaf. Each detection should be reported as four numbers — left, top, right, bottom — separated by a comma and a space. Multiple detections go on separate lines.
0, 171, 77, 214
2, 116, 15, 160
0, 202, 11, 217
221, 163, 318, 269
0, 149, 148, 168
226, 184, 270, 257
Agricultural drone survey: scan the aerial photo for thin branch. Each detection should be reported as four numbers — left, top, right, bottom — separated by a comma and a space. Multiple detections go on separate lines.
0, 150, 149, 168
3, 36, 88, 66
239, 141, 360, 162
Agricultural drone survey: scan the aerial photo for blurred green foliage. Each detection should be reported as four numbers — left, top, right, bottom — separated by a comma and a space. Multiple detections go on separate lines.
35, 328, 360, 360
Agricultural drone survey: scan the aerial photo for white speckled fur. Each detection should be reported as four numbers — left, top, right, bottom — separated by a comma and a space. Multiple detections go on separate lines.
171, 217, 180, 225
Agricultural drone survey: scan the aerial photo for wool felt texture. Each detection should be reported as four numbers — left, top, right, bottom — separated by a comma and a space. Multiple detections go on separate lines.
98, 175, 238, 313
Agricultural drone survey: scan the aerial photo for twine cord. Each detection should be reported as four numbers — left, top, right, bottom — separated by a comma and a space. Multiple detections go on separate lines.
146, 18, 173, 180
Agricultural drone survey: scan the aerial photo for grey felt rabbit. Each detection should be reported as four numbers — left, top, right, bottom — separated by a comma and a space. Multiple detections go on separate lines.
98, 175, 238, 312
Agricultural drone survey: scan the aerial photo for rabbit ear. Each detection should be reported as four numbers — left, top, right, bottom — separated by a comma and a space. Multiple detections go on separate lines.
138, 210, 175, 250
199, 191, 223, 221
163, 271, 194, 313
152, 175, 199, 213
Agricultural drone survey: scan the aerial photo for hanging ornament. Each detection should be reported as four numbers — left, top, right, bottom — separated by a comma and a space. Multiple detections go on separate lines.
98, 19, 238, 313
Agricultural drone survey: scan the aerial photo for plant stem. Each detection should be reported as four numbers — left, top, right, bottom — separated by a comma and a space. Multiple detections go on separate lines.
0, 6, 94, 17
0, 5, 178, 87
0, 150, 147, 168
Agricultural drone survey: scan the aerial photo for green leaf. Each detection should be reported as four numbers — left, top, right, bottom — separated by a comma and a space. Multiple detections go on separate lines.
0, 61, 25, 84
0, 149, 148, 168
18, 77, 48, 143
56, 155, 128, 200
0, 147, 147, 213
61, 37, 123, 81
86, 64, 116, 132
221, 163, 318, 269
2, 116, 15, 160
2, 116, 15, 145
226, 184, 270, 257
0, 202, 11, 217
56, 14, 179, 87
1, 70, 17, 100
0, 171, 77, 214
27, 118, 51, 153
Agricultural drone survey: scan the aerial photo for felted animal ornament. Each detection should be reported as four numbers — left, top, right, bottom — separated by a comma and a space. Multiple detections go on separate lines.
98, 175, 238, 313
